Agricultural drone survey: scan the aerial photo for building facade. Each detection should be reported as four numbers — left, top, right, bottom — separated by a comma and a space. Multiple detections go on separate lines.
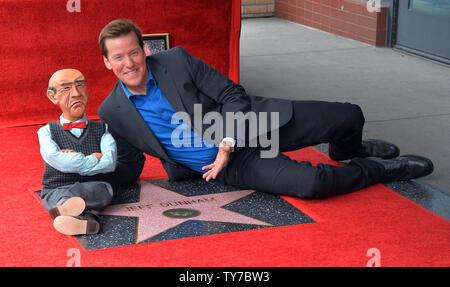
243, 0, 450, 64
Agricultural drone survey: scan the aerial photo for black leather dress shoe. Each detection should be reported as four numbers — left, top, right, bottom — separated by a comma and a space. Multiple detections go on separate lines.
366, 154, 434, 182
329, 139, 400, 161
358, 139, 400, 159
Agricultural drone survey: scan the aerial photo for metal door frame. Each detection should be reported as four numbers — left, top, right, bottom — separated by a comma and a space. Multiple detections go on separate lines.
391, 0, 450, 65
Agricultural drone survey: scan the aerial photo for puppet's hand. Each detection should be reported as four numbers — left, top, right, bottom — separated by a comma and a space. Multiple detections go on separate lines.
91, 153, 103, 161
60, 149, 77, 153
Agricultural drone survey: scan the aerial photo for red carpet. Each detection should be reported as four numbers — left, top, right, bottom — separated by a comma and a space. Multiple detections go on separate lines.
0, 125, 449, 267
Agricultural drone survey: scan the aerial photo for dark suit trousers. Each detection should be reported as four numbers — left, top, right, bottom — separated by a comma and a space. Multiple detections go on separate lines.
217, 100, 385, 198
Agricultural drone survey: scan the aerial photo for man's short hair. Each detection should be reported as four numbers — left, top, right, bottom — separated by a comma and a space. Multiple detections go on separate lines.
98, 19, 144, 57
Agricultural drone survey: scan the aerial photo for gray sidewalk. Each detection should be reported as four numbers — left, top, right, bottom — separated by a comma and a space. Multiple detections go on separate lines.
240, 17, 450, 196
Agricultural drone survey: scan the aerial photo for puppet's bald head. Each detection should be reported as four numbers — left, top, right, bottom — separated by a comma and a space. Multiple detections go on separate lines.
47, 69, 88, 122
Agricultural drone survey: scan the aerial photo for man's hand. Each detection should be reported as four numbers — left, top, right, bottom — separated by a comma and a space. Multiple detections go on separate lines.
60, 149, 77, 153
91, 152, 103, 161
201, 144, 233, 182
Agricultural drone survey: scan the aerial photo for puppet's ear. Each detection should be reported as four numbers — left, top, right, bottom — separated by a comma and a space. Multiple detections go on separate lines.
47, 88, 58, 104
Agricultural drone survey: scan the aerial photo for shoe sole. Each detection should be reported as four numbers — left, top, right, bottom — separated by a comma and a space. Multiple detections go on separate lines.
49, 197, 86, 219
53, 216, 99, 235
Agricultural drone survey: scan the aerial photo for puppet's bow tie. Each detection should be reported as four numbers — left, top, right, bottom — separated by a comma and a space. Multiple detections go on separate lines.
63, 121, 87, 130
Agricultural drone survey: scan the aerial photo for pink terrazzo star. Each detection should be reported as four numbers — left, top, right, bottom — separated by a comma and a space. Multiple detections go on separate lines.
100, 181, 272, 243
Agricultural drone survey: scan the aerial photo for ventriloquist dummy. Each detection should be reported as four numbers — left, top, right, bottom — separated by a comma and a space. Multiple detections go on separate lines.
37, 68, 117, 235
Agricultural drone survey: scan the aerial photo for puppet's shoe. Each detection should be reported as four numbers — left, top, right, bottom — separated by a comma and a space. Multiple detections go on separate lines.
49, 197, 86, 219
53, 215, 100, 235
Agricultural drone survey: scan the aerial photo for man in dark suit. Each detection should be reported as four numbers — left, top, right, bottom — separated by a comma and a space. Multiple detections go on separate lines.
97, 19, 433, 199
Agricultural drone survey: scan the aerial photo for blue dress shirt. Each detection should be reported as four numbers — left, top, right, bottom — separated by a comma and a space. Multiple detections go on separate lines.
37, 114, 117, 176
120, 66, 218, 173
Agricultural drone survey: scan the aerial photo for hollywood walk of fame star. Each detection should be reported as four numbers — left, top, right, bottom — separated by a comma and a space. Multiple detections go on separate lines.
100, 181, 272, 243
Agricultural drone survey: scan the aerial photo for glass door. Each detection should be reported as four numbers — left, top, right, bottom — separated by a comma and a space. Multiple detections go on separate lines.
396, 0, 450, 64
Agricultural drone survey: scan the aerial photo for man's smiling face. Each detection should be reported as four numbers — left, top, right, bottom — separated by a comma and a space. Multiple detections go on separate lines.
47, 69, 89, 122
103, 31, 148, 94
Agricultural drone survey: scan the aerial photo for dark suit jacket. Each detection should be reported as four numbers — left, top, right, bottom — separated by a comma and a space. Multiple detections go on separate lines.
98, 46, 293, 182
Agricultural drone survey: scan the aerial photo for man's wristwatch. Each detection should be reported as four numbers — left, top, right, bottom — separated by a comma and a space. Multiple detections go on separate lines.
221, 137, 236, 152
